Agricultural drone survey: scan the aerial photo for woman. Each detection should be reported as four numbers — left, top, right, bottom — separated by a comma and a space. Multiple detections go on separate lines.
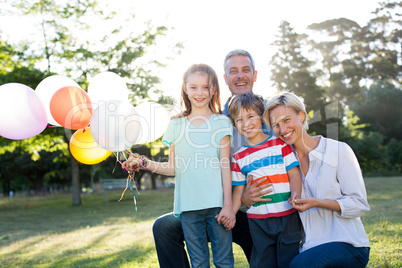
263, 92, 370, 268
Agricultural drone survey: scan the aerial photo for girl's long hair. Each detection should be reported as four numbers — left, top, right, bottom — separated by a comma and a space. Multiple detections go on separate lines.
176, 64, 222, 118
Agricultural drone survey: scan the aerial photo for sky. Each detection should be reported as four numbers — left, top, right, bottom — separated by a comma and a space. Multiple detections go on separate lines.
114, 0, 382, 103
0, 0, 382, 104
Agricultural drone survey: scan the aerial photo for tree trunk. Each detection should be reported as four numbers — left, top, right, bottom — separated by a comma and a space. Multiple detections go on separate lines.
151, 173, 157, 189
71, 155, 81, 206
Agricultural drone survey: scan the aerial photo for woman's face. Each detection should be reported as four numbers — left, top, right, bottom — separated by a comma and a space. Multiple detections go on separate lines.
269, 105, 305, 145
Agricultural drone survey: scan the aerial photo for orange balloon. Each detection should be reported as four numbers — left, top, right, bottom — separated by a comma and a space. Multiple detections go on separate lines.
70, 128, 112, 165
50, 86, 92, 129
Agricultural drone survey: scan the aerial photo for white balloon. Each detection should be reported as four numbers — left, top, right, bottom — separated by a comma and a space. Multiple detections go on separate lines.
35, 75, 80, 126
90, 100, 141, 152
0, 83, 47, 140
135, 102, 170, 144
88, 72, 129, 108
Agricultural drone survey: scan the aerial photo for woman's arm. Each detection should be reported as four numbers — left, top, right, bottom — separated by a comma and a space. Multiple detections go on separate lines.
334, 142, 370, 218
291, 193, 341, 213
291, 141, 369, 217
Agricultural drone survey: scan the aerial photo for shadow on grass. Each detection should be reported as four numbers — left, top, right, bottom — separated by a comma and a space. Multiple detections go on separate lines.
6, 239, 156, 268
0, 189, 174, 246
50, 246, 156, 268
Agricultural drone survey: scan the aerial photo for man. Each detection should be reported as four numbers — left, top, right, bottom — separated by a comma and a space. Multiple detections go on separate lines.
152, 49, 273, 267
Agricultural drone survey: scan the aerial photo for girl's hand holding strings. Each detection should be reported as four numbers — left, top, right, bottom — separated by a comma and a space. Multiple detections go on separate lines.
122, 154, 148, 172
122, 156, 138, 172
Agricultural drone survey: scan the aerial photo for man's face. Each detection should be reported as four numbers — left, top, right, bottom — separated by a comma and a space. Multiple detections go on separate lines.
224, 55, 257, 96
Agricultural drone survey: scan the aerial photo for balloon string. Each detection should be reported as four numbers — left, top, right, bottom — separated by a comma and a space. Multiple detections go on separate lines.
122, 152, 140, 195
129, 180, 138, 212
115, 151, 140, 211
112, 152, 119, 174
118, 173, 130, 202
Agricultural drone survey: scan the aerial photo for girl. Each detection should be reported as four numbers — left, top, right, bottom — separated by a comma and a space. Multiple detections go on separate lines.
124, 64, 235, 267
264, 92, 370, 268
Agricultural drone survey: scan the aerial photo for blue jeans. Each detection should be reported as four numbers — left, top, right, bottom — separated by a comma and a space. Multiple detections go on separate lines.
248, 211, 301, 268
290, 242, 370, 268
152, 211, 252, 268
181, 208, 234, 268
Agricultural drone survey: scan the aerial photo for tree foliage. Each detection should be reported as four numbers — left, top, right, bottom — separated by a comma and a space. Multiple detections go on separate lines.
0, 0, 179, 198
269, 0, 401, 173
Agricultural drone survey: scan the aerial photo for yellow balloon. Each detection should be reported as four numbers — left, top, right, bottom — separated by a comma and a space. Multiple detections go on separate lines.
70, 128, 112, 165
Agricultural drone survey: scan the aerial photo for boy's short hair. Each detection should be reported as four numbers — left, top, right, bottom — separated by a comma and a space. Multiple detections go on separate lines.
228, 92, 265, 125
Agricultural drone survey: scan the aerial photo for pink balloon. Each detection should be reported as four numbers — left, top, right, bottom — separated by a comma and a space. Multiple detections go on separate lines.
0, 83, 48, 140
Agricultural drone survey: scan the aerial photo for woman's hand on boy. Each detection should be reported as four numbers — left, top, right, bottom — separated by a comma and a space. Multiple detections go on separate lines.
241, 175, 273, 208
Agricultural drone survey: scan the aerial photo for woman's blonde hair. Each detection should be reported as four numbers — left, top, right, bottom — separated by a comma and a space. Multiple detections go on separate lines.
177, 63, 221, 118
263, 92, 308, 129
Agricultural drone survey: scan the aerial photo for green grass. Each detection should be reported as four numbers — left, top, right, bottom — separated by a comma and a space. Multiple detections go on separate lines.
0, 176, 401, 267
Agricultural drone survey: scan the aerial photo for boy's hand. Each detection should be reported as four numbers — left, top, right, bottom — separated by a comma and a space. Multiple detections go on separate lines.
241, 175, 273, 208
215, 205, 236, 230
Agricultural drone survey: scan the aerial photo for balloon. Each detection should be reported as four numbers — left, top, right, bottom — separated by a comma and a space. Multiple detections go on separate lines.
0, 83, 47, 140
69, 128, 112, 165
135, 102, 170, 144
87, 72, 129, 108
90, 100, 141, 152
35, 75, 80, 126
49, 86, 92, 130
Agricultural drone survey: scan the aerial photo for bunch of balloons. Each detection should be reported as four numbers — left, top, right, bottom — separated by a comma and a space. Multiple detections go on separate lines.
0, 72, 170, 165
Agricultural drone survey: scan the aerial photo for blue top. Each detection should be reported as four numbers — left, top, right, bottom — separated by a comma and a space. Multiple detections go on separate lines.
162, 114, 233, 216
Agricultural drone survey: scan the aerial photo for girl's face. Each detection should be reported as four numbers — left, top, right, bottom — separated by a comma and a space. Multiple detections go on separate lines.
184, 72, 215, 111
269, 105, 305, 146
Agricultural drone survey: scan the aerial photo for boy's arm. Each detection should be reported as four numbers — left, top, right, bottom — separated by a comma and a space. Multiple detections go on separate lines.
287, 166, 302, 199
216, 135, 236, 230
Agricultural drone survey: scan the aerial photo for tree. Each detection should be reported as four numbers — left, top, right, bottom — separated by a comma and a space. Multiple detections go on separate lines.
352, 82, 402, 141
270, 21, 329, 136
270, 21, 325, 111
2, 0, 179, 203
308, 18, 365, 102
305, 1, 401, 103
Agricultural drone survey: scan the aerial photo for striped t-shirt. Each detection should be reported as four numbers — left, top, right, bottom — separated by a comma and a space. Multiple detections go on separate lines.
231, 136, 299, 219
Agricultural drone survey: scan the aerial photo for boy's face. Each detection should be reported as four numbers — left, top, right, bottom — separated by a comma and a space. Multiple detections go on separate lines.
234, 107, 266, 145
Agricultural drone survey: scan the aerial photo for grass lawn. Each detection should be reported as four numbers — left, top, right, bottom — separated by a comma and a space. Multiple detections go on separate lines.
0, 176, 401, 267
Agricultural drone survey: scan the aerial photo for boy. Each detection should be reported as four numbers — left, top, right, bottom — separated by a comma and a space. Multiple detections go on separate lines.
228, 92, 302, 268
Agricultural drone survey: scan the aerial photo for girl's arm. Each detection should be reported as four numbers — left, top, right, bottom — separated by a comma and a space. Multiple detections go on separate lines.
215, 135, 236, 230
123, 144, 175, 176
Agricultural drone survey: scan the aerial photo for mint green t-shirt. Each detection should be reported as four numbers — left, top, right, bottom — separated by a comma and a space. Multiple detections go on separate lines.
162, 114, 233, 216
